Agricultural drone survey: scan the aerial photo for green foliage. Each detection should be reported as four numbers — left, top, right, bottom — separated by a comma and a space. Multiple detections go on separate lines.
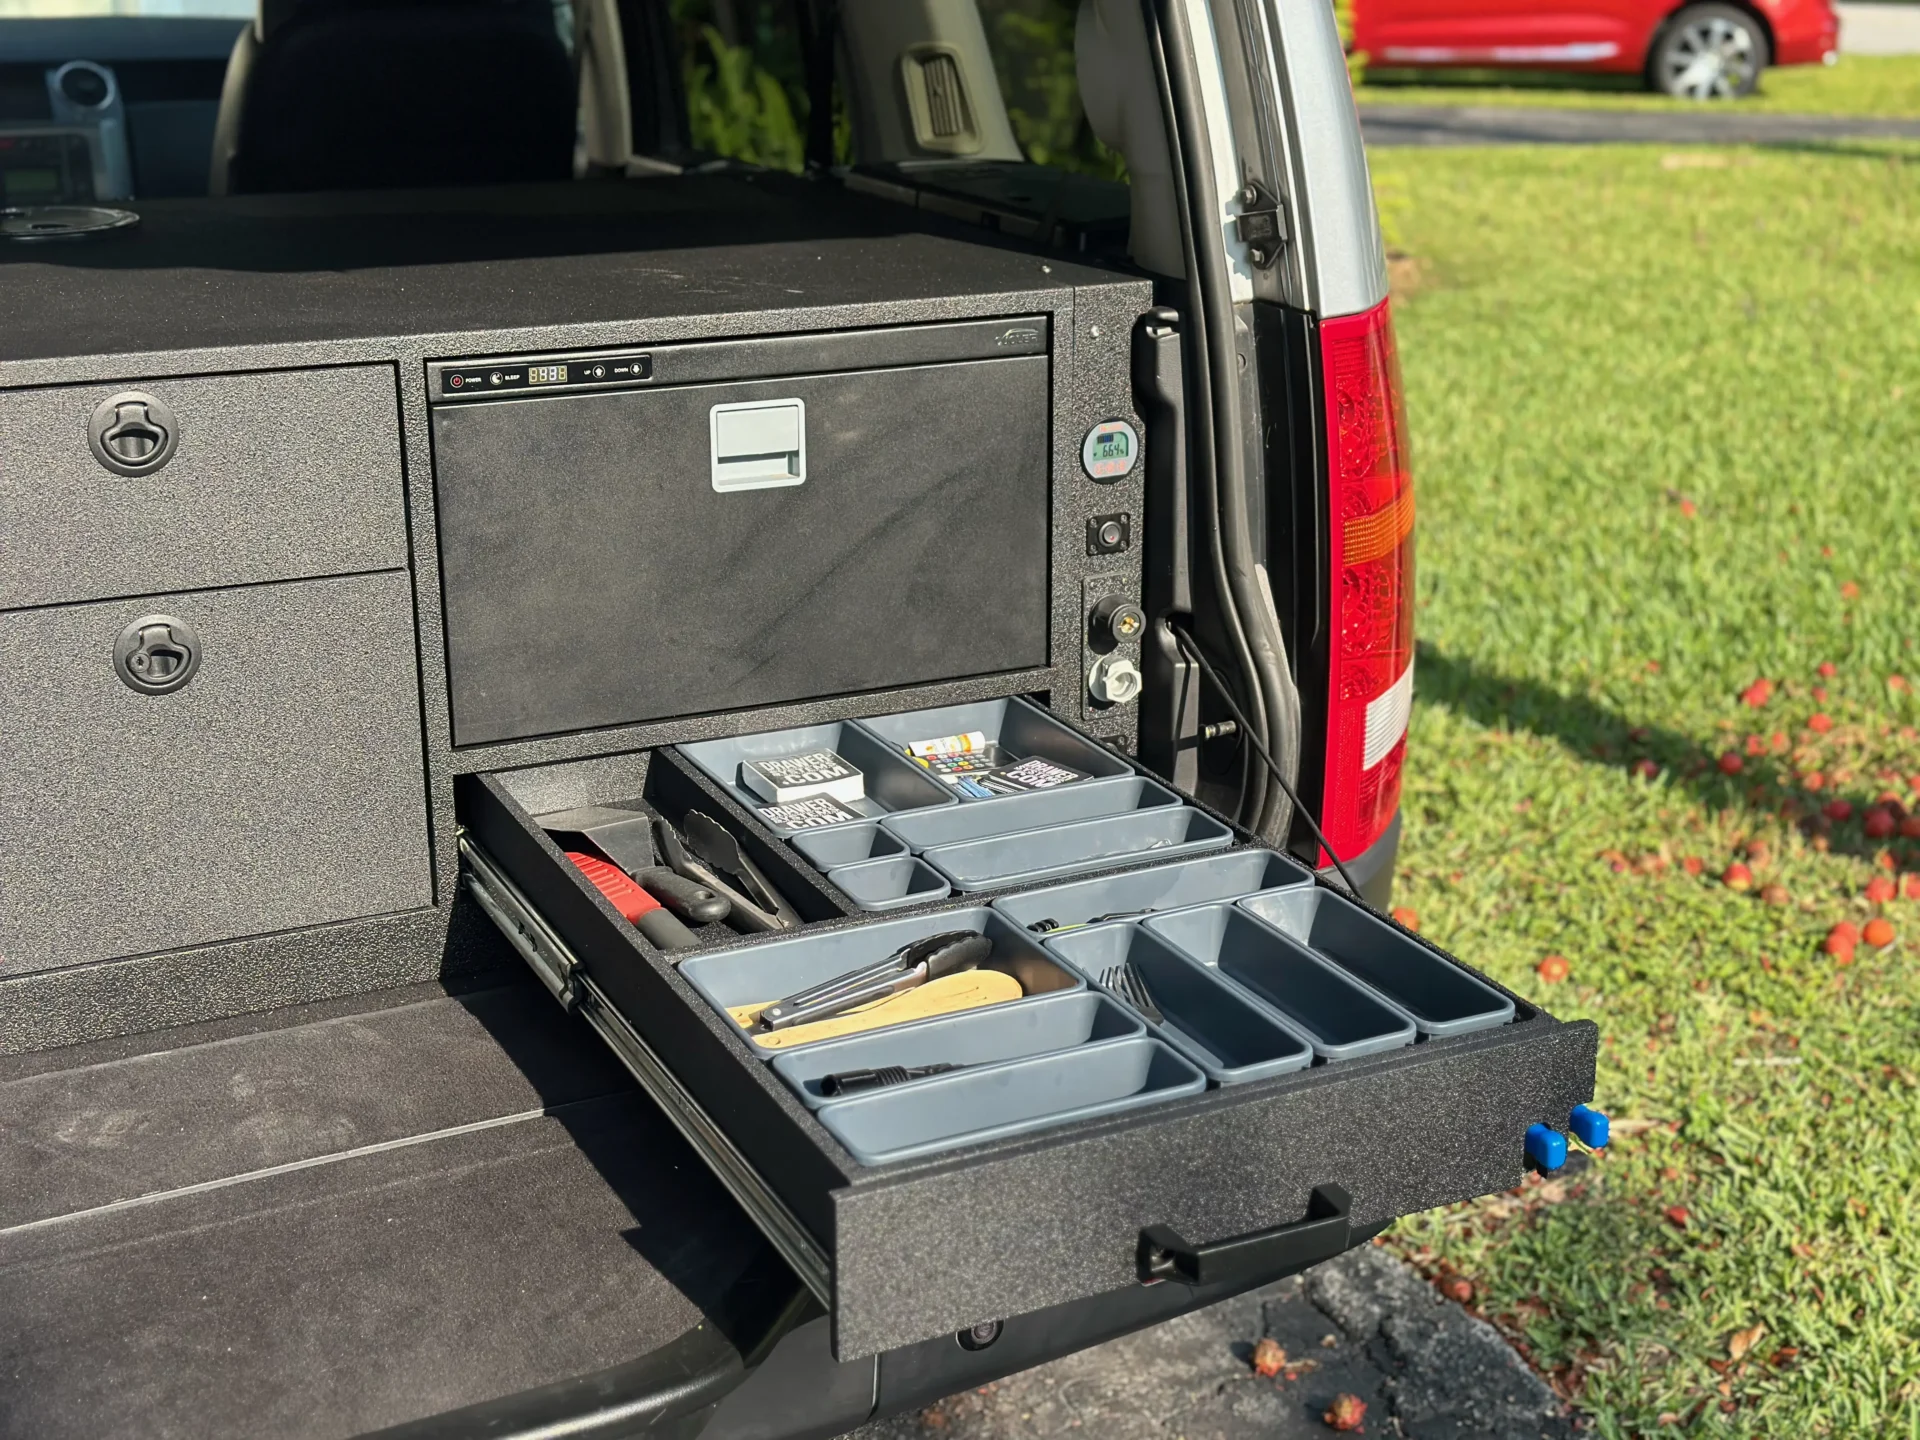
672, 2, 807, 171
1361, 53, 1920, 115
1374, 140, 1920, 1434
1334, 0, 1366, 91
979, 0, 1127, 182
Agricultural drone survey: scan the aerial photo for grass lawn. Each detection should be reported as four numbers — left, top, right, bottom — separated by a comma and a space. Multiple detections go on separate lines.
1358, 53, 1920, 115
1371, 141, 1920, 1435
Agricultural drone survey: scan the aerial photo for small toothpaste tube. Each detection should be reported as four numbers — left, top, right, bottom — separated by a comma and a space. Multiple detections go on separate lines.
906, 730, 989, 759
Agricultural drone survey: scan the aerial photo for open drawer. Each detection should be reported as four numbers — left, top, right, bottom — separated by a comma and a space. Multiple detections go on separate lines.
455, 705, 1599, 1363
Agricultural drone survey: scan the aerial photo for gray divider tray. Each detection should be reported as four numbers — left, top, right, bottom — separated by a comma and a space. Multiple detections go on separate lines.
677, 907, 1081, 1053
815, 1037, 1205, 1166
676, 722, 955, 836
1240, 889, 1515, 1038
826, 855, 952, 912
856, 695, 1132, 801
792, 822, 907, 869
922, 807, 1234, 893
1145, 905, 1417, 1061
881, 775, 1181, 853
1045, 922, 1312, 1084
770, 990, 1142, 1108
991, 848, 1313, 932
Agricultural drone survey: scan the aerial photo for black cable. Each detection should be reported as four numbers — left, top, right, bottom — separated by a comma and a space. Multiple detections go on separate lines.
1168, 620, 1361, 899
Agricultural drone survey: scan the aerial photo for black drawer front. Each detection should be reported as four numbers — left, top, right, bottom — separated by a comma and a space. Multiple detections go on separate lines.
2, 573, 433, 973
0, 366, 406, 610
458, 727, 1597, 1362
433, 356, 1051, 746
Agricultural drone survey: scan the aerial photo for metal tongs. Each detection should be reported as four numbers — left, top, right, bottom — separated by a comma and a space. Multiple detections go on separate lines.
757, 930, 993, 1032
656, 812, 802, 934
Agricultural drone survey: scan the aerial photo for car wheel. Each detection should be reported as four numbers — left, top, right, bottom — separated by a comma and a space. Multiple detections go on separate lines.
1648, 3, 1769, 100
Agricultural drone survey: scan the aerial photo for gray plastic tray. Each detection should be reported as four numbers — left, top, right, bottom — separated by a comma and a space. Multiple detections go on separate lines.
990, 848, 1313, 933
677, 907, 1081, 1055
856, 696, 1132, 801
770, 990, 1142, 1108
791, 822, 907, 870
1044, 922, 1312, 1084
1144, 905, 1416, 1061
922, 807, 1234, 893
815, 1036, 1204, 1166
880, 775, 1182, 854
1239, 889, 1515, 1038
827, 855, 952, 912
675, 722, 955, 836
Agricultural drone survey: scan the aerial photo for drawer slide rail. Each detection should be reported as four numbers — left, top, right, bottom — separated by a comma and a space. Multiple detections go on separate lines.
460, 833, 833, 1309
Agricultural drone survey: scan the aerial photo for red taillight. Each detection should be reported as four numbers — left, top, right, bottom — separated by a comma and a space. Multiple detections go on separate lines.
1319, 298, 1414, 862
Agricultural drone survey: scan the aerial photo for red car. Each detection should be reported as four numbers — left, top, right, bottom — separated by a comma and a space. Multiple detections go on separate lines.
1354, 0, 1840, 99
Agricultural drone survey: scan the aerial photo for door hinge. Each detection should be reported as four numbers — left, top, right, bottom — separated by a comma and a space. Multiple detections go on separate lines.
1234, 179, 1289, 269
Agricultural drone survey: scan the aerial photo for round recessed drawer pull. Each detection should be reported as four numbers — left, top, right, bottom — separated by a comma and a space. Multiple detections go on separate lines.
89, 391, 179, 476
114, 614, 201, 695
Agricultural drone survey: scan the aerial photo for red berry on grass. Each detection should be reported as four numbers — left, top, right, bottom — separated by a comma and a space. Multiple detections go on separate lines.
1866, 875, 1896, 904
1741, 678, 1774, 707
1813, 686, 1830, 703
1683, 856, 1704, 875
1665, 1205, 1691, 1228
1864, 917, 1896, 949
1536, 954, 1570, 983
1866, 808, 1897, 839
1630, 758, 1659, 780
1905, 874, 1920, 900
1809, 713, 1834, 734
1719, 752, 1745, 775
1818, 662, 1837, 678
1804, 771, 1827, 791
1830, 921, 1861, 945
1439, 1275, 1474, 1305
1824, 799, 1853, 822
1841, 581, 1861, 600
1722, 863, 1754, 891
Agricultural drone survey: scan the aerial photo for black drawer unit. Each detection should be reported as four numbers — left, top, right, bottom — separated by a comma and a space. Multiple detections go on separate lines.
430, 321, 1053, 747
457, 710, 1598, 1362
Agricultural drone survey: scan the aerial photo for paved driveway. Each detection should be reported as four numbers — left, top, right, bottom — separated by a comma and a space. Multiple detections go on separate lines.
850, 1246, 1573, 1440
1361, 104, 1920, 145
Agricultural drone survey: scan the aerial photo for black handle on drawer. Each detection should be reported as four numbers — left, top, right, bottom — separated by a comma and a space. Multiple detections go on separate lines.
1138, 1184, 1352, 1287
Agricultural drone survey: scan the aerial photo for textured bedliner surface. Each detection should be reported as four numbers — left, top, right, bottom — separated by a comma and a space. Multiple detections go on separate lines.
0, 981, 778, 1439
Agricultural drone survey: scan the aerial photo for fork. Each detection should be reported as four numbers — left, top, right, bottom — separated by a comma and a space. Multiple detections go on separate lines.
1098, 960, 1165, 1025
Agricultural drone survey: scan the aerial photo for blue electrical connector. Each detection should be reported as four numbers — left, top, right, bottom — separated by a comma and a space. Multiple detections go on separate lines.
1524, 1122, 1568, 1172
1569, 1104, 1610, 1149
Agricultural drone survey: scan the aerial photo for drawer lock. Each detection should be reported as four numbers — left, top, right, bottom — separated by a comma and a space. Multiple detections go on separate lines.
89, 391, 179, 477
1138, 1183, 1351, 1286
113, 614, 201, 695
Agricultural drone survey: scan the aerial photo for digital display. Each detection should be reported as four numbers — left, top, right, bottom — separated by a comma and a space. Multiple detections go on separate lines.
1091, 431, 1130, 461
528, 364, 569, 386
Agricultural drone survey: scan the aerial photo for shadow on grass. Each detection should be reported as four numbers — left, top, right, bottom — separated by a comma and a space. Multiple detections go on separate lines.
1413, 641, 1914, 866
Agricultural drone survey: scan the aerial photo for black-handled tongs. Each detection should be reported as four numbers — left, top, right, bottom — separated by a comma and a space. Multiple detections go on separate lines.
757, 930, 993, 1031
656, 812, 801, 933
